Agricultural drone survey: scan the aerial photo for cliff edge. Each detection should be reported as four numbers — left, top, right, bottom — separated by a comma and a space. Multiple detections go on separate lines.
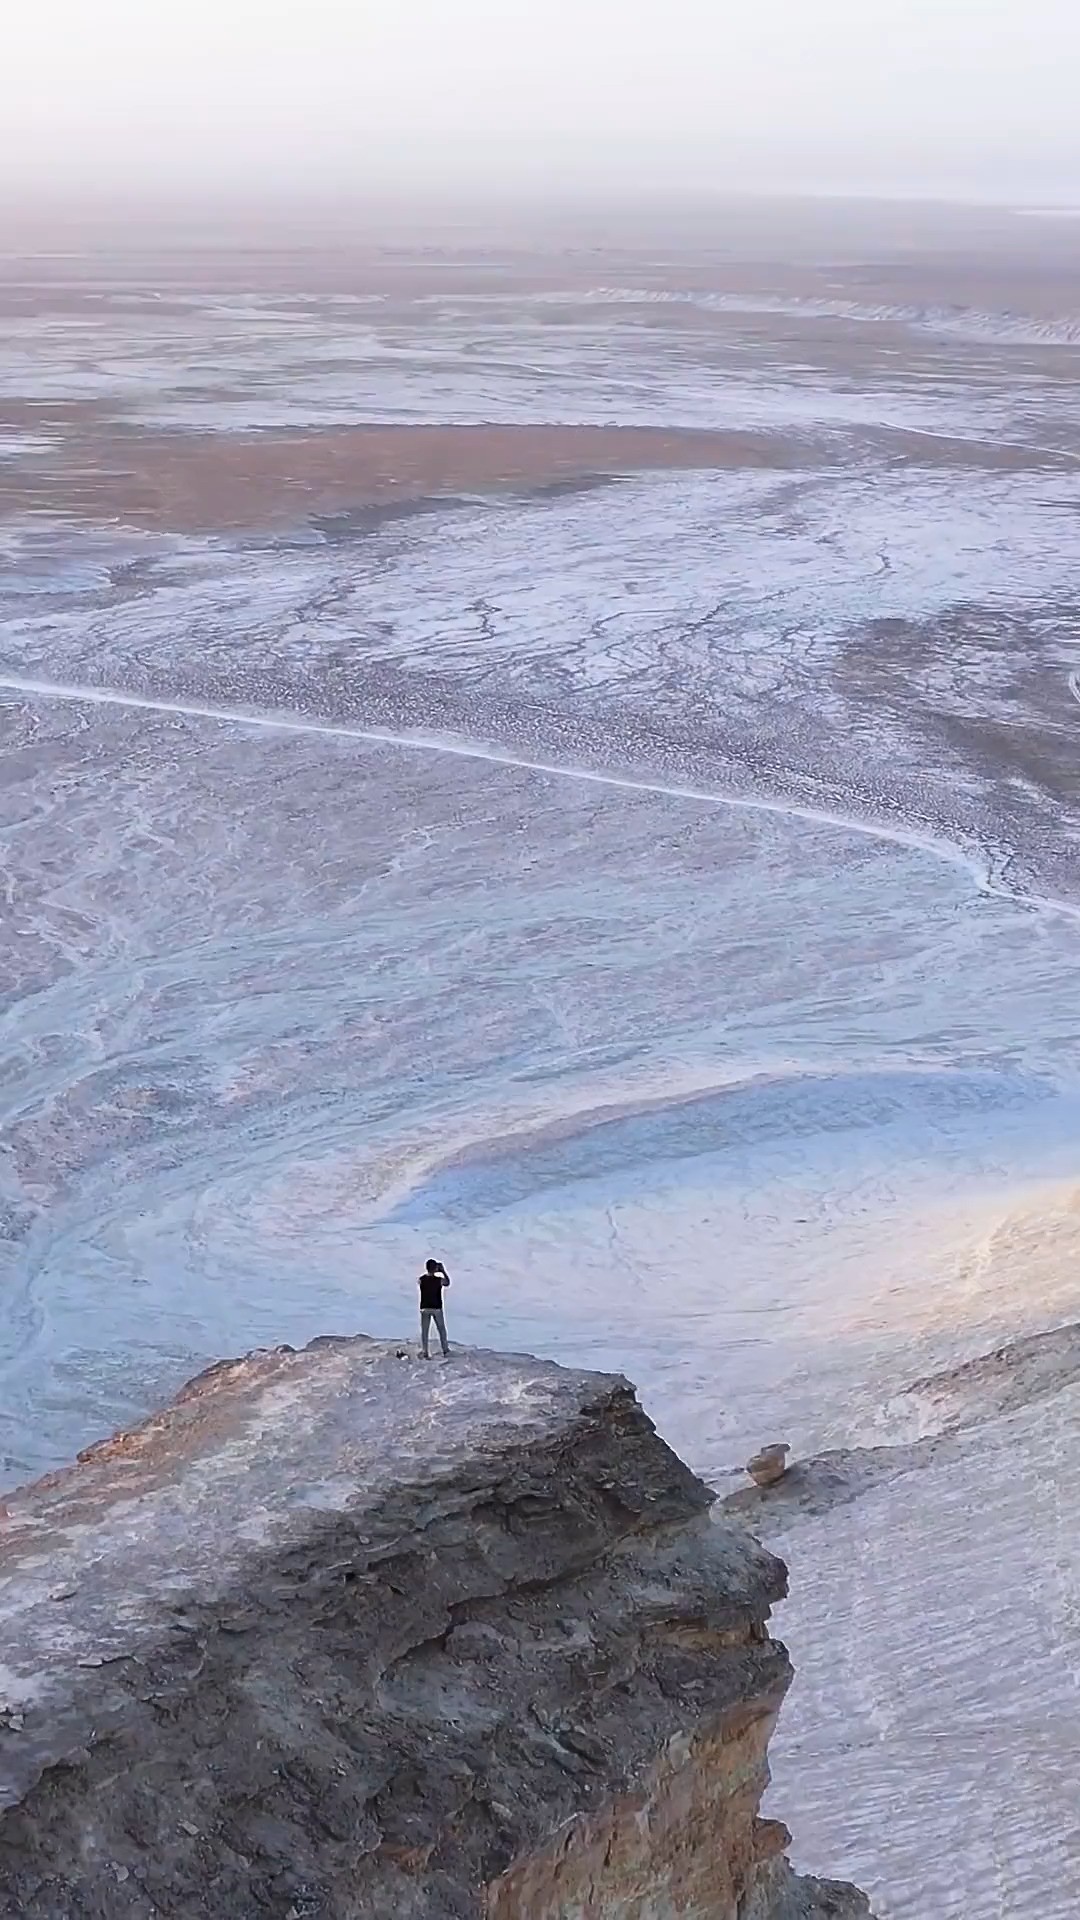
0, 1337, 872, 1918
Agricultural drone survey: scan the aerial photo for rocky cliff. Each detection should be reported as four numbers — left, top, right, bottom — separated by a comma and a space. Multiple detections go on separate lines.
0, 1337, 872, 1918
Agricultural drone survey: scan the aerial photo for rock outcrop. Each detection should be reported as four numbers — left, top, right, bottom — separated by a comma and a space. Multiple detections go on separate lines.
0, 1337, 872, 1918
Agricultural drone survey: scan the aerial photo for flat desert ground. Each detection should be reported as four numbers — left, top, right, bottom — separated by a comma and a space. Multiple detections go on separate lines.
4, 196, 1080, 1915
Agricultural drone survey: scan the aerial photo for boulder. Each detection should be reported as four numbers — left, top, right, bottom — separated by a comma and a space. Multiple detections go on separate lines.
748, 1443, 792, 1488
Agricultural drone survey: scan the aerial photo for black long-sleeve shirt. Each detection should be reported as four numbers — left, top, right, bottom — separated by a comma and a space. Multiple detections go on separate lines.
418, 1269, 449, 1310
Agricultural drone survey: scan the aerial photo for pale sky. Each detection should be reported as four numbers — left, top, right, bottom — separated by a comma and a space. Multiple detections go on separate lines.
4, 0, 1080, 203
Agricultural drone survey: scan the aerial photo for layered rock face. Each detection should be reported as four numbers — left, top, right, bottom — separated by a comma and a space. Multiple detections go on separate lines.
0, 1338, 871, 1918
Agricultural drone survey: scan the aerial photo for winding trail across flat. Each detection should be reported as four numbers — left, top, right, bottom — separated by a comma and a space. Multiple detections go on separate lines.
2, 669, 1078, 927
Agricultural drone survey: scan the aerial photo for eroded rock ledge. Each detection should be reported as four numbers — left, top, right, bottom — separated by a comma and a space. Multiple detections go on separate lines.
0, 1337, 872, 1918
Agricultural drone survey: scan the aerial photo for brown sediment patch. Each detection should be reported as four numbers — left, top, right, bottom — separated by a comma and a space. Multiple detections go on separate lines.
0, 399, 111, 433
2, 422, 800, 534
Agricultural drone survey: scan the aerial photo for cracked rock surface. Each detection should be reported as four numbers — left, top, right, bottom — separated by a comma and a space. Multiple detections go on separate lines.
0, 1336, 872, 1917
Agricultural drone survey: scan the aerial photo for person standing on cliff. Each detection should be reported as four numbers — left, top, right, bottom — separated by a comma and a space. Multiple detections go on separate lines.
418, 1258, 451, 1358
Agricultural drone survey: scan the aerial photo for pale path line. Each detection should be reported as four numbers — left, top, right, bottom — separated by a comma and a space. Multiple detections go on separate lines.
1, 670, 1078, 925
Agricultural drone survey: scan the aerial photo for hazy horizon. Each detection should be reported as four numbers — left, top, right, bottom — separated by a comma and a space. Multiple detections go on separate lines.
5, 0, 1080, 208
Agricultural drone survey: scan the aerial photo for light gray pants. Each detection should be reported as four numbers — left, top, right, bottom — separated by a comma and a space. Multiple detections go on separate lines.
420, 1308, 449, 1356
